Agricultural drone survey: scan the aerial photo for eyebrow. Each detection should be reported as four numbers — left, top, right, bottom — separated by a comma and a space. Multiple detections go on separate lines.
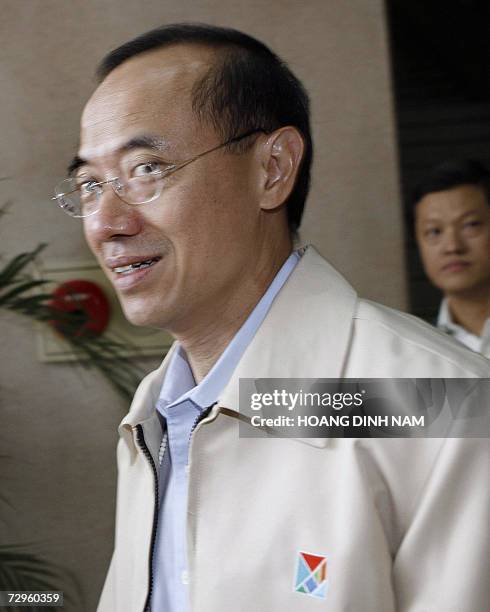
420, 209, 484, 224
67, 134, 170, 175
67, 155, 86, 175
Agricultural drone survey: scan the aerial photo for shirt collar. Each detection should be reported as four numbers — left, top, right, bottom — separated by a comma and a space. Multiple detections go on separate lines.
437, 297, 490, 356
437, 298, 490, 336
157, 249, 302, 413
437, 298, 456, 333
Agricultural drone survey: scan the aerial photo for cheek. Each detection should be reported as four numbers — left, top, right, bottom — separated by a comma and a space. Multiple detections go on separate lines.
473, 231, 490, 250
82, 220, 98, 255
470, 238, 490, 267
169, 179, 250, 245
152, 190, 214, 249
419, 243, 439, 271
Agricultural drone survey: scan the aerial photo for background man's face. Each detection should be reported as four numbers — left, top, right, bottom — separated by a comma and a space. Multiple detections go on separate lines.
80, 45, 263, 331
415, 184, 490, 297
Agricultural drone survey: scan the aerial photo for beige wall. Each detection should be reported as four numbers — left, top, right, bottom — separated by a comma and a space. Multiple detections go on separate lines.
0, 1, 405, 610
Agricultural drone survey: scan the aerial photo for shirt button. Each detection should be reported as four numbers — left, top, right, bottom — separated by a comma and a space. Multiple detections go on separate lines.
184, 465, 190, 475
181, 570, 189, 585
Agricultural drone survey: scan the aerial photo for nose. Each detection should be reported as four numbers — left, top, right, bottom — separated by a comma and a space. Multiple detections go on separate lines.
442, 226, 466, 254
82, 185, 143, 244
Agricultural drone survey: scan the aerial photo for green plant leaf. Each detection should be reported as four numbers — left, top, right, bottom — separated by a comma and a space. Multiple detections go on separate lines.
0, 244, 47, 286
0, 279, 50, 305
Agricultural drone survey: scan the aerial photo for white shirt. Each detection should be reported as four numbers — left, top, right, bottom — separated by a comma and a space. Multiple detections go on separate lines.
437, 298, 490, 358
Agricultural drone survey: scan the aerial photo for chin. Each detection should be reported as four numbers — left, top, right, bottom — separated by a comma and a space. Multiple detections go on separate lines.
119, 301, 159, 329
123, 312, 152, 328
436, 279, 482, 295
122, 299, 178, 330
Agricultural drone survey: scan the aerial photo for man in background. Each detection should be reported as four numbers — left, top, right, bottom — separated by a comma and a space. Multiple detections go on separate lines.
413, 159, 490, 358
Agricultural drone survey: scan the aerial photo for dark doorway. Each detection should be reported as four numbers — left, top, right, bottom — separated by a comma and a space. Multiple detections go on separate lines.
386, 0, 490, 320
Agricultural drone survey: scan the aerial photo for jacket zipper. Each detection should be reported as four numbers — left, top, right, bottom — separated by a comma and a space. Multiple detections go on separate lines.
136, 403, 216, 612
188, 404, 214, 443
135, 424, 159, 612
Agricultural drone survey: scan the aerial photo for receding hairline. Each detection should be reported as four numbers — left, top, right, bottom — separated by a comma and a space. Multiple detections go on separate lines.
83, 44, 222, 127
97, 40, 238, 86
98, 47, 220, 98
90, 42, 239, 124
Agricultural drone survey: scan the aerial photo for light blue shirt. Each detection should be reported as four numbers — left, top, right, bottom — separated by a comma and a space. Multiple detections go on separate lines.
150, 250, 301, 611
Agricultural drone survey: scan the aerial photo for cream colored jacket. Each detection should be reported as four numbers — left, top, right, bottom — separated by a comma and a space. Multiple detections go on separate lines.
98, 247, 489, 612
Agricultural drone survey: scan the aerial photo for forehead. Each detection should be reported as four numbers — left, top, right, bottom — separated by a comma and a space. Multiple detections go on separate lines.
416, 185, 489, 222
80, 44, 216, 159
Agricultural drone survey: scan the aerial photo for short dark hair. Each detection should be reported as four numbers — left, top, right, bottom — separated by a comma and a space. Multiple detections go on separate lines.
97, 23, 313, 233
412, 159, 490, 209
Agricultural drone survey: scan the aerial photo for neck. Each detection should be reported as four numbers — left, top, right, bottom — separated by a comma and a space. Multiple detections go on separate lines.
446, 289, 490, 336
173, 239, 292, 383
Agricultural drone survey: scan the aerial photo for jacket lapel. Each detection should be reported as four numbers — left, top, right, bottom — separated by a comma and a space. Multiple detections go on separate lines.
118, 342, 178, 461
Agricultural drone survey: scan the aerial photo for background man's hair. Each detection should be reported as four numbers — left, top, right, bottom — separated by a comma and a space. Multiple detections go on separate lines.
98, 23, 313, 234
412, 159, 490, 209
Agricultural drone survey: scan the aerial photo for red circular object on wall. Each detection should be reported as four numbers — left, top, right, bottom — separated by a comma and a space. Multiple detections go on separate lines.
49, 279, 111, 337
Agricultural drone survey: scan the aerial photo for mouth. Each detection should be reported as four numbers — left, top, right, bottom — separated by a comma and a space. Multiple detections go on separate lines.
112, 256, 162, 276
441, 261, 470, 273
105, 255, 163, 290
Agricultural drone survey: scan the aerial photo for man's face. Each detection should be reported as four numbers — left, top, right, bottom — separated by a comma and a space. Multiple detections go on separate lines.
79, 45, 264, 331
415, 184, 490, 297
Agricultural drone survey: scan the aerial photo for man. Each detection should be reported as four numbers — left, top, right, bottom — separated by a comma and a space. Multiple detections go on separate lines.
413, 159, 490, 358
56, 24, 489, 612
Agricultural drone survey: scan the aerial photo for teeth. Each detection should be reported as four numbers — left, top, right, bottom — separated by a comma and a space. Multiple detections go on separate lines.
113, 258, 158, 275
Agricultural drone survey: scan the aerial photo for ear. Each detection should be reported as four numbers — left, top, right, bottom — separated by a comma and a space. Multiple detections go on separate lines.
259, 127, 305, 211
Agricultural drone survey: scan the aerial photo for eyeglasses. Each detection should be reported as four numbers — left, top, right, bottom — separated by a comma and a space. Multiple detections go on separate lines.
52, 128, 265, 218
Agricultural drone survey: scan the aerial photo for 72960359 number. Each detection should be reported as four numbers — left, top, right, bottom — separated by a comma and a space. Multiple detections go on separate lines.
0, 591, 63, 607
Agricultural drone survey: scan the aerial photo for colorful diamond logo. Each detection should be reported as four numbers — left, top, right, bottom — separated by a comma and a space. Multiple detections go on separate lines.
294, 551, 327, 599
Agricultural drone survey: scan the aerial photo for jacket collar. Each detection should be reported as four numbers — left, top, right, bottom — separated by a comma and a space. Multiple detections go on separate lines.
218, 245, 358, 447
120, 342, 178, 432
120, 246, 359, 448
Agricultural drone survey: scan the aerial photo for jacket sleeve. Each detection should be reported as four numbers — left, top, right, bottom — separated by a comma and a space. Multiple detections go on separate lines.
392, 438, 489, 611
